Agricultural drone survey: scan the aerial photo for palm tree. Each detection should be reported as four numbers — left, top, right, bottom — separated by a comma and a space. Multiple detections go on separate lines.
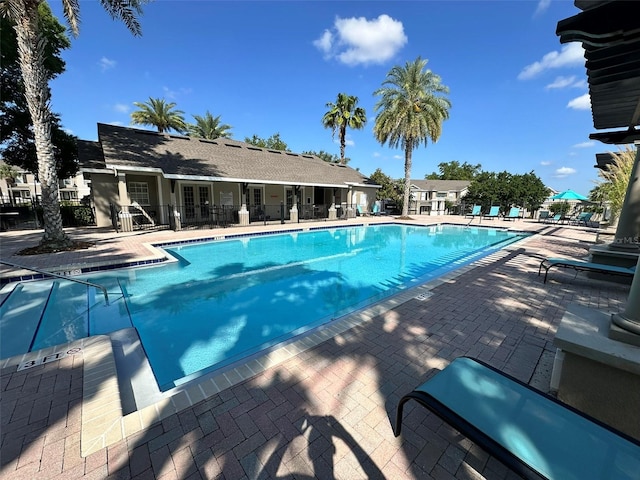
187, 111, 232, 139
1, 0, 145, 249
373, 57, 451, 217
131, 97, 187, 133
322, 93, 366, 164
590, 146, 636, 223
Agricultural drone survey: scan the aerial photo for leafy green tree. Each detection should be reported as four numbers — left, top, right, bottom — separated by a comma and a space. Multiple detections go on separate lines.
369, 168, 403, 203
244, 133, 289, 151
131, 97, 187, 133
1, 4, 78, 180
301, 150, 349, 164
187, 111, 232, 139
322, 93, 366, 164
590, 146, 635, 222
1, 0, 146, 249
464, 170, 547, 216
425, 161, 481, 180
374, 57, 451, 217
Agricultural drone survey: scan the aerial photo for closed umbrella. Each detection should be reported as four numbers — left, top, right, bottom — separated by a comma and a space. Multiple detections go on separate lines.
550, 189, 588, 201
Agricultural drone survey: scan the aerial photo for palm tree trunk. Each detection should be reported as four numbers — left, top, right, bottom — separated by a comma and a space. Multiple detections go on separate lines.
339, 124, 346, 164
12, 1, 70, 247
402, 144, 413, 217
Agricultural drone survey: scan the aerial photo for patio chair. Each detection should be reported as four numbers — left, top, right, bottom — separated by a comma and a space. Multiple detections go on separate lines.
546, 213, 564, 224
465, 205, 482, 218
569, 212, 593, 226
372, 203, 381, 215
538, 211, 550, 222
395, 357, 640, 480
503, 207, 521, 221
483, 205, 500, 220
538, 257, 636, 283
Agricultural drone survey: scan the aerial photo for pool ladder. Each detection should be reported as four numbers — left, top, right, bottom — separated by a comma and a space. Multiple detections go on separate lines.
0, 260, 109, 305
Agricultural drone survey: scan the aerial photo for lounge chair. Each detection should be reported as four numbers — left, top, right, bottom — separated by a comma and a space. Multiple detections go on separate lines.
395, 357, 640, 480
538, 211, 550, 222
483, 205, 500, 220
356, 205, 368, 216
538, 257, 636, 283
465, 205, 481, 218
545, 213, 564, 224
569, 212, 593, 226
372, 203, 381, 216
503, 207, 521, 221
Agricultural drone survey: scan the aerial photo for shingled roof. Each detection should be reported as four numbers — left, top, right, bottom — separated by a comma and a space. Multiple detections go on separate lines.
80, 123, 377, 188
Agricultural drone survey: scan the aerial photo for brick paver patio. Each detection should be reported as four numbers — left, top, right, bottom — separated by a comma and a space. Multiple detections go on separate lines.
0, 217, 631, 479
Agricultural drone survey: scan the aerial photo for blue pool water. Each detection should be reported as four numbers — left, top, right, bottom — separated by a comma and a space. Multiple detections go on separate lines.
3, 224, 526, 390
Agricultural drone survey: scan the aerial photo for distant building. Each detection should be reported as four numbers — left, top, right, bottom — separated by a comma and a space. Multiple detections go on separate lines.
0, 161, 90, 206
409, 180, 470, 215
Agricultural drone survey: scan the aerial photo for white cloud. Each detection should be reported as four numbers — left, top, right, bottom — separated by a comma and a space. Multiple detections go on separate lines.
114, 103, 130, 113
98, 57, 116, 72
534, 0, 551, 17
163, 86, 192, 99
555, 167, 576, 178
573, 141, 595, 148
372, 152, 381, 158
540, 160, 551, 166
108, 121, 124, 126
393, 154, 403, 160
518, 43, 584, 80
313, 14, 407, 66
567, 93, 591, 110
64, 128, 73, 135
546, 76, 588, 90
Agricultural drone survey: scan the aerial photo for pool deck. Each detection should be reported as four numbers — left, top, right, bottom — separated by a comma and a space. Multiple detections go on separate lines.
0, 215, 631, 479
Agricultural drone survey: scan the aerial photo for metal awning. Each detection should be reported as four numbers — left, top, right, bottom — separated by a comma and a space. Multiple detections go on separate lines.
557, 1, 640, 143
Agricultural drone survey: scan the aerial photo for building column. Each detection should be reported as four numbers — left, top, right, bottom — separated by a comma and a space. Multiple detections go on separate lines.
116, 173, 133, 232
610, 145, 640, 335
328, 188, 337, 220
238, 183, 249, 226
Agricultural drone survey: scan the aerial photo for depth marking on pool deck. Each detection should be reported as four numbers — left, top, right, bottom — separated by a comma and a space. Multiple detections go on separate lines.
17, 347, 82, 371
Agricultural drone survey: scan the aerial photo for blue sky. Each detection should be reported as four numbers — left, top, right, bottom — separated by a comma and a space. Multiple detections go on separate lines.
48, 0, 602, 195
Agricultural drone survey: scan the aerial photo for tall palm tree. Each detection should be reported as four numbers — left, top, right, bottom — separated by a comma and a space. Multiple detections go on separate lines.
187, 111, 232, 139
322, 93, 366, 164
373, 57, 451, 217
1, 0, 145, 249
131, 97, 187, 133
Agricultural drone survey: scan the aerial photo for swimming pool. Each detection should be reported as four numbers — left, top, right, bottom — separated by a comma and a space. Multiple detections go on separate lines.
2, 224, 526, 390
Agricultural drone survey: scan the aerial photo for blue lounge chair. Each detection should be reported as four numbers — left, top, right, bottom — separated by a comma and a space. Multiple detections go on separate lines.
503, 207, 521, 221
538, 257, 636, 283
483, 205, 500, 220
465, 205, 481, 218
538, 211, 550, 222
372, 203, 381, 215
546, 213, 564, 224
395, 357, 640, 480
569, 212, 593, 226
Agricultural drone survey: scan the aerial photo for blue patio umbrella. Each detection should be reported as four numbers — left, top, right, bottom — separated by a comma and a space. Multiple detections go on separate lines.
550, 189, 588, 201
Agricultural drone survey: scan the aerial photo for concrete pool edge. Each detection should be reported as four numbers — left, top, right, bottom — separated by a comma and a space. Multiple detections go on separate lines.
0, 227, 538, 457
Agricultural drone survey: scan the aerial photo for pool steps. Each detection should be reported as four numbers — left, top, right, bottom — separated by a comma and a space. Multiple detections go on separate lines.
0, 279, 131, 360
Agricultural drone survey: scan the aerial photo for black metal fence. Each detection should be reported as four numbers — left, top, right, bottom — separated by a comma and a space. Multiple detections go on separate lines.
0, 203, 96, 231
108, 202, 363, 232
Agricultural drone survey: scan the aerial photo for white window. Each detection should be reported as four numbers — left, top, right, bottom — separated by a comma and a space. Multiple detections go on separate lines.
128, 182, 150, 205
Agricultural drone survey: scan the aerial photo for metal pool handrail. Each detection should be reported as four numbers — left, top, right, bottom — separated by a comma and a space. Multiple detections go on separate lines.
0, 260, 109, 306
